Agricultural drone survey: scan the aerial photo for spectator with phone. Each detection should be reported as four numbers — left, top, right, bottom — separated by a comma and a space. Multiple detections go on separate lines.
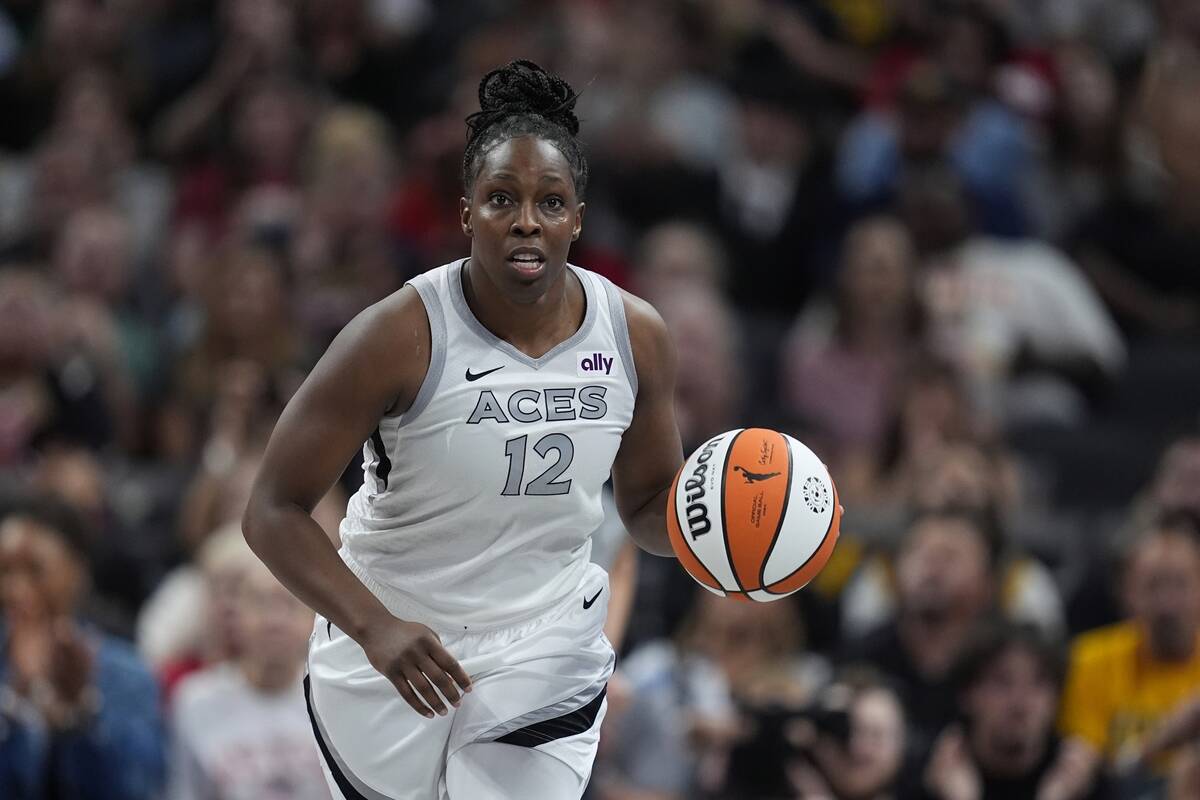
785, 669, 909, 800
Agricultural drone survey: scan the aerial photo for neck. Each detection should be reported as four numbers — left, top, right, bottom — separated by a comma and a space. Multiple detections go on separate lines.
899, 611, 976, 678
463, 257, 579, 356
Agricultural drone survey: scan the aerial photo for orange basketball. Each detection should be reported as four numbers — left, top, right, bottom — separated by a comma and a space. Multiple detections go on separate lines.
667, 428, 842, 602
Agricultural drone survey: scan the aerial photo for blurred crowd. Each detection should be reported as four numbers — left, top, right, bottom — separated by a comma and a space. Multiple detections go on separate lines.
1, 0, 1200, 798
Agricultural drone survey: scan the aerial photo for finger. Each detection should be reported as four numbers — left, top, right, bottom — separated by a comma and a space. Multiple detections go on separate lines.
787, 760, 832, 798
427, 645, 472, 694
419, 655, 462, 707
389, 674, 435, 719
403, 666, 449, 717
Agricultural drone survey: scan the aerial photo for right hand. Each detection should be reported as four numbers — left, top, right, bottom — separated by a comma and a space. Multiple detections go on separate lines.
359, 618, 472, 719
926, 726, 982, 800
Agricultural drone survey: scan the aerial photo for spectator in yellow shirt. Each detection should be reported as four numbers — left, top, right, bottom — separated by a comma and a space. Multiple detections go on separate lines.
1060, 514, 1200, 782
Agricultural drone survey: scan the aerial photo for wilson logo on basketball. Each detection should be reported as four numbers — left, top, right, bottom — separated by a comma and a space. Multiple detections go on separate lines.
684, 435, 724, 540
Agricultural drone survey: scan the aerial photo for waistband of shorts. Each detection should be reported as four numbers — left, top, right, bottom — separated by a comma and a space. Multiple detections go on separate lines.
339, 547, 591, 639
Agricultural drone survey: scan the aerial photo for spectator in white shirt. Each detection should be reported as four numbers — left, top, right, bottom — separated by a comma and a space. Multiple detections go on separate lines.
168, 557, 328, 800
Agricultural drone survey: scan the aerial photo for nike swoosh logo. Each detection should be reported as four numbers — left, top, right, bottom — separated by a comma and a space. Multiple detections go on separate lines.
583, 588, 603, 610
465, 366, 505, 382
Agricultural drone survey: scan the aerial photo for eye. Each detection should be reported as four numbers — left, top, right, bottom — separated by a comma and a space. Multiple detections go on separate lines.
543, 196, 565, 211
489, 193, 512, 207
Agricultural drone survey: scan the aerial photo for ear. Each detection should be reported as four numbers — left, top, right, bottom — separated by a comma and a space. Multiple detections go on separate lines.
572, 201, 586, 242
460, 197, 472, 237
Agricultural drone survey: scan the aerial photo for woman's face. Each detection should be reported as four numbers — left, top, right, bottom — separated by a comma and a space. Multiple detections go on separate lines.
836, 688, 906, 797
841, 220, 914, 322
0, 517, 85, 623
460, 135, 583, 304
1057, 46, 1116, 131
216, 250, 288, 341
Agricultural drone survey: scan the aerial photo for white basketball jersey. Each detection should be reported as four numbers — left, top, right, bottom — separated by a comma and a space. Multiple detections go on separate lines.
338, 258, 637, 631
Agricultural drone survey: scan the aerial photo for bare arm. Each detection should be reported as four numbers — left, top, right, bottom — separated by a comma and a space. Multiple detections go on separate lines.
611, 292, 684, 557
242, 286, 471, 717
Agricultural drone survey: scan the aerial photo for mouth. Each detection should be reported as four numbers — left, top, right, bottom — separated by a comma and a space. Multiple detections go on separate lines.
506, 246, 547, 276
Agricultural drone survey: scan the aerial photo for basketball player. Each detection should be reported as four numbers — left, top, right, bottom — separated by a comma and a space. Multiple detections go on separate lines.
243, 60, 684, 799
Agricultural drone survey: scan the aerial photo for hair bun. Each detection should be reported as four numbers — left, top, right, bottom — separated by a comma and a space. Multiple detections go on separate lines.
469, 60, 580, 136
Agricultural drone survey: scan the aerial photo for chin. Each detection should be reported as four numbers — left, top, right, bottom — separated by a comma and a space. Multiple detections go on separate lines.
502, 260, 564, 299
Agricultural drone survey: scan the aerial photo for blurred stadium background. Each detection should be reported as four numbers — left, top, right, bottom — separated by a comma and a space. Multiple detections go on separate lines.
1, 0, 1200, 798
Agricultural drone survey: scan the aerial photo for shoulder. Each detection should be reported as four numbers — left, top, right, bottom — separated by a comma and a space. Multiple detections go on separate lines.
317, 277, 433, 416
613, 286, 674, 378
1068, 622, 1138, 667
336, 261, 456, 352
341, 281, 429, 356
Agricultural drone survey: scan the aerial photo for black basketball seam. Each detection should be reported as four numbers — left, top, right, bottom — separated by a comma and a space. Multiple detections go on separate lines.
757, 433, 794, 593
721, 429, 748, 595
674, 472, 724, 593
763, 480, 838, 594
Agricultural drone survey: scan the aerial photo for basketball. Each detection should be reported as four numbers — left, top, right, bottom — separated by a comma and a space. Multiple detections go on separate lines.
667, 428, 842, 602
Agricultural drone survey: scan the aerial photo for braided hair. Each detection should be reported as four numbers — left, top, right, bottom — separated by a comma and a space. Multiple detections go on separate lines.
462, 60, 588, 199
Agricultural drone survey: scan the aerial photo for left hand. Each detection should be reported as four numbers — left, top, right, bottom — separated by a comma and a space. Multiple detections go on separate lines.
925, 726, 982, 800
788, 756, 835, 800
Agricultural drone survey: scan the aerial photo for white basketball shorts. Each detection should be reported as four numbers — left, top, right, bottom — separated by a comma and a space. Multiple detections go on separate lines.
304, 562, 614, 799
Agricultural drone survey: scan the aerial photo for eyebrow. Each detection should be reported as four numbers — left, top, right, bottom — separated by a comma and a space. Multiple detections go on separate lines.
486, 171, 568, 185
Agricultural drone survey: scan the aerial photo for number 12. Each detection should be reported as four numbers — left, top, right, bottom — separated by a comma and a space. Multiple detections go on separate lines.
502, 434, 574, 496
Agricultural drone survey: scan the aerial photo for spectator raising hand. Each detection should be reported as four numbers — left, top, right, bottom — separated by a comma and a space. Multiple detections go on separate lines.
0, 497, 165, 799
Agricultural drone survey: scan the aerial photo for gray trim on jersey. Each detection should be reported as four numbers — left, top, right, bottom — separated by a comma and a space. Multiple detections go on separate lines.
390, 273, 448, 423
598, 274, 638, 398
305, 674, 395, 800
449, 258, 598, 369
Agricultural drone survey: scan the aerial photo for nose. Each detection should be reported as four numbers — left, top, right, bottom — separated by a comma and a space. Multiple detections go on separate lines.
510, 200, 541, 237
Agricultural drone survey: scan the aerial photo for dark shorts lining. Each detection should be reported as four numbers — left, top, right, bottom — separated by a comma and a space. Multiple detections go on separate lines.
494, 686, 607, 748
